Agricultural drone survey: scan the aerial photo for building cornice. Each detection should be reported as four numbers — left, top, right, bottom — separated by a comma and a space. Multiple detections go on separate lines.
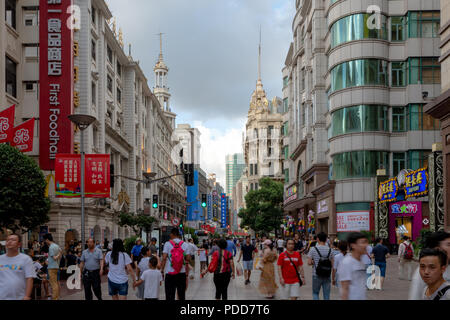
312, 180, 336, 196
105, 122, 132, 152
424, 88, 450, 120
301, 164, 329, 183
290, 139, 307, 161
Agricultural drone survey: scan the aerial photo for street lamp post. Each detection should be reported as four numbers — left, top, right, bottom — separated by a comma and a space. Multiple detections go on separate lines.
68, 114, 97, 245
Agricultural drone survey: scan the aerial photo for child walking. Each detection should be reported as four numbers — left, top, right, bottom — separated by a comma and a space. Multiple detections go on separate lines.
133, 256, 163, 300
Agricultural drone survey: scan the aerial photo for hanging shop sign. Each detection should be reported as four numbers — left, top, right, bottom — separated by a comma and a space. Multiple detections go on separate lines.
390, 202, 420, 215
284, 185, 297, 205
39, 0, 74, 170
221, 193, 227, 228
404, 167, 428, 199
378, 178, 399, 203
317, 200, 329, 214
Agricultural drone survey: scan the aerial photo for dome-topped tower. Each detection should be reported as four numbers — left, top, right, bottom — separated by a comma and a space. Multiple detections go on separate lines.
154, 33, 171, 113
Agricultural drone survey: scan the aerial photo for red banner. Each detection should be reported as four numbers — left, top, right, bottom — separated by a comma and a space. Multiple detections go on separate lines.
85, 155, 110, 198
10, 118, 35, 153
55, 154, 81, 198
39, 0, 74, 170
55, 154, 110, 198
0, 105, 15, 144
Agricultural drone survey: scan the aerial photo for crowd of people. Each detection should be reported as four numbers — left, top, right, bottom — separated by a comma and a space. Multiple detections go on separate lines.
1, 229, 450, 300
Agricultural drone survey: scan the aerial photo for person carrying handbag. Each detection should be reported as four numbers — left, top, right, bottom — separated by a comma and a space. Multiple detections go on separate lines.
201, 239, 235, 300
277, 239, 306, 300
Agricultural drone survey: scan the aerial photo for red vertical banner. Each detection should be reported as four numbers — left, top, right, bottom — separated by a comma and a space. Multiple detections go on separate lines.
85, 155, 110, 198
10, 118, 35, 153
55, 154, 81, 198
0, 105, 15, 144
39, 0, 74, 170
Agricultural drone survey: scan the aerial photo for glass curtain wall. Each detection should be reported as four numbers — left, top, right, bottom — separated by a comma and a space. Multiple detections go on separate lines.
332, 151, 389, 180
330, 13, 388, 48
331, 105, 389, 137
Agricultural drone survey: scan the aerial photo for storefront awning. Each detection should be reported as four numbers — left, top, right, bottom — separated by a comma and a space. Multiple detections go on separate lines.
284, 196, 316, 212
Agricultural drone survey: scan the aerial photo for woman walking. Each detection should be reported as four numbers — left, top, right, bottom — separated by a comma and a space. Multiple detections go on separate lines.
104, 239, 136, 300
258, 239, 278, 299
202, 239, 235, 300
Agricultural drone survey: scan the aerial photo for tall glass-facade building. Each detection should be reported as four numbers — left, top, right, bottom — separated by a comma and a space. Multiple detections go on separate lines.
226, 154, 245, 198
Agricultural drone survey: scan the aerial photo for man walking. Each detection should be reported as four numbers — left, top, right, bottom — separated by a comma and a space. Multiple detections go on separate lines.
226, 237, 237, 257
339, 232, 369, 300
277, 237, 285, 255
187, 239, 197, 280
237, 236, 256, 285
79, 238, 104, 300
0, 234, 35, 300
43, 234, 61, 300
371, 238, 390, 290
160, 228, 190, 300
294, 233, 304, 254
398, 236, 415, 280
307, 232, 334, 300
149, 238, 158, 257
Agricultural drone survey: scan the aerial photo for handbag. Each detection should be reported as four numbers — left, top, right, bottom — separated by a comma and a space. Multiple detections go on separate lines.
285, 252, 303, 287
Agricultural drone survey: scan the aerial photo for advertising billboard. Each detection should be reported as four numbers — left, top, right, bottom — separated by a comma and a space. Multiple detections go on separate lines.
337, 211, 370, 232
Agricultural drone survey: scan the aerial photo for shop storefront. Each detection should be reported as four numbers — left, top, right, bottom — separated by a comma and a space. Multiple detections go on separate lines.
388, 201, 427, 244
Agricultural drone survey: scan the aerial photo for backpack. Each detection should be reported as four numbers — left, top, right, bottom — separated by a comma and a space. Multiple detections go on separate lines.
403, 243, 414, 260
168, 240, 186, 275
314, 247, 332, 278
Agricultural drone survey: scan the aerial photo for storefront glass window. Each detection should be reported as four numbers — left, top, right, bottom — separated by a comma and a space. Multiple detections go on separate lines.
331, 105, 389, 137
332, 151, 389, 180
330, 14, 387, 48
330, 59, 388, 92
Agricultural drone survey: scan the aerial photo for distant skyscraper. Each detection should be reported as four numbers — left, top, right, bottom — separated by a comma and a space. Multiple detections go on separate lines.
226, 154, 245, 198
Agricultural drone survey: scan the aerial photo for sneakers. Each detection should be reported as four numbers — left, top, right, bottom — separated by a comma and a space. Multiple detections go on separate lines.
245, 279, 251, 285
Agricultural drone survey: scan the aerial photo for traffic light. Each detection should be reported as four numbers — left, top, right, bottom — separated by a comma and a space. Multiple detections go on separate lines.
152, 195, 158, 209
179, 222, 183, 229
184, 163, 194, 186
110, 164, 115, 188
201, 194, 207, 208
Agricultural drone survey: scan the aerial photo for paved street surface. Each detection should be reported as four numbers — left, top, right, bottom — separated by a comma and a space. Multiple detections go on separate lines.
61, 252, 416, 300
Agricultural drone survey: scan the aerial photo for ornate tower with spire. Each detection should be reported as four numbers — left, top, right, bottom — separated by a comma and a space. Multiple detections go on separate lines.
250, 27, 269, 113
153, 33, 176, 129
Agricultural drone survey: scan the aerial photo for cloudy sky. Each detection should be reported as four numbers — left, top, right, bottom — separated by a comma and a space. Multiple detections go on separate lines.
107, 0, 294, 186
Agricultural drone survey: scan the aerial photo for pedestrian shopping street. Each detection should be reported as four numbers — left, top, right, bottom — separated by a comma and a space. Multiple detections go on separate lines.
62, 253, 414, 300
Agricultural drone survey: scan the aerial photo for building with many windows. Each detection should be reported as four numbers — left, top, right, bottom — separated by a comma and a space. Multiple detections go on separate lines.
225, 153, 245, 198
283, 0, 441, 239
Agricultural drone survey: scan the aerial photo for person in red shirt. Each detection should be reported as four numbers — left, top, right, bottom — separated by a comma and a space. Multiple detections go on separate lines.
277, 239, 306, 300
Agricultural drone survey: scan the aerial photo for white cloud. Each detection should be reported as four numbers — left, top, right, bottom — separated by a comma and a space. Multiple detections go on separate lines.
193, 118, 247, 187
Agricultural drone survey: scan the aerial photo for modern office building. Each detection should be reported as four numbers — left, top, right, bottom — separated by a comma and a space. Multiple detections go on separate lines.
225, 153, 245, 198
283, 0, 441, 239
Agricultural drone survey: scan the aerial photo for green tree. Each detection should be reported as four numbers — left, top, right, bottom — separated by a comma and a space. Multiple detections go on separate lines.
0, 144, 50, 232
118, 212, 155, 235
239, 177, 284, 235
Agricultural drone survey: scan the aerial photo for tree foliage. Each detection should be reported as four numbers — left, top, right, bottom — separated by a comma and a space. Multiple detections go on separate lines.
118, 212, 156, 234
0, 144, 50, 232
238, 177, 284, 234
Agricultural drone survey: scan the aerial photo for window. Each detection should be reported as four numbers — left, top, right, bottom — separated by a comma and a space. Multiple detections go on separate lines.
117, 61, 122, 77
107, 75, 113, 93
5, 0, 16, 29
24, 45, 38, 58
283, 98, 289, 113
332, 151, 389, 180
107, 45, 113, 64
91, 82, 96, 106
331, 105, 389, 137
117, 87, 122, 104
6, 56, 17, 98
409, 57, 440, 84
331, 59, 388, 92
283, 76, 289, 88
393, 153, 406, 177
255, 164, 258, 175
392, 62, 406, 87
284, 146, 289, 160
301, 103, 305, 126
408, 151, 431, 170
91, 40, 96, 61
391, 16, 406, 41
392, 107, 406, 132
24, 13, 37, 26
25, 82, 35, 91
330, 13, 388, 48
408, 12, 440, 38
91, 6, 96, 25
407, 104, 440, 131
250, 164, 253, 176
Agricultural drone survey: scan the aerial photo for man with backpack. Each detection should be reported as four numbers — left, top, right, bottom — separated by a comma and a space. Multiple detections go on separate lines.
307, 232, 334, 300
160, 228, 191, 300
398, 236, 415, 281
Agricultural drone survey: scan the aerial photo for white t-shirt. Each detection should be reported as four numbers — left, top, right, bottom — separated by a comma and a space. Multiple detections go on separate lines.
277, 239, 284, 248
199, 249, 207, 262
360, 245, 372, 265
188, 243, 198, 256
409, 265, 450, 300
138, 257, 150, 274
163, 239, 190, 274
0, 253, 36, 300
338, 254, 367, 300
333, 252, 344, 271
422, 281, 450, 300
104, 251, 132, 284
140, 269, 163, 299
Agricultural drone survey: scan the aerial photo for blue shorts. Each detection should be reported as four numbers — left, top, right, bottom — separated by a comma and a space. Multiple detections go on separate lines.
108, 279, 129, 296
243, 260, 253, 270
375, 262, 387, 277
